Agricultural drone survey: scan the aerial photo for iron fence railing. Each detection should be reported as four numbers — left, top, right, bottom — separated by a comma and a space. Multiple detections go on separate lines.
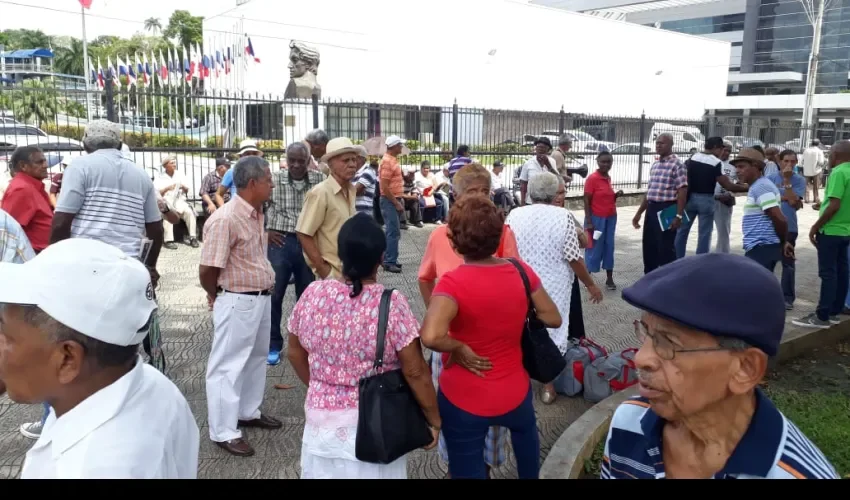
1, 80, 845, 202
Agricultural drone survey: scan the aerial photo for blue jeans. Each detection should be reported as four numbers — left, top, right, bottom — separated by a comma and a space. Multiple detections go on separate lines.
782, 233, 798, 304
420, 194, 448, 223
815, 233, 850, 321
379, 196, 400, 266
585, 214, 616, 273
438, 386, 539, 479
675, 193, 716, 259
268, 233, 314, 352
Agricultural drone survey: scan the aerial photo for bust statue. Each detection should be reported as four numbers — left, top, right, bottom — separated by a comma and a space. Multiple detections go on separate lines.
285, 41, 321, 99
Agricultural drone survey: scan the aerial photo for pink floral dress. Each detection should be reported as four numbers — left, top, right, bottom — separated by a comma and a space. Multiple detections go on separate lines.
288, 280, 420, 479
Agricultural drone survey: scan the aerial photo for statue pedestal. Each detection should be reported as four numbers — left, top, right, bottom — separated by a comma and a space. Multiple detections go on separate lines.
281, 100, 324, 145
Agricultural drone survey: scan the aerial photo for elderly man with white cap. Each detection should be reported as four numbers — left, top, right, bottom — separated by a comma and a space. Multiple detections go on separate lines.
600, 253, 838, 479
0, 238, 199, 479
49, 119, 166, 371
295, 137, 358, 280
377, 135, 407, 273
215, 139, 263, 207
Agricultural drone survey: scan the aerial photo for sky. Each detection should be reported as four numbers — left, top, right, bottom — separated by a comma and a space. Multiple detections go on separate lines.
0, 0, 236, 39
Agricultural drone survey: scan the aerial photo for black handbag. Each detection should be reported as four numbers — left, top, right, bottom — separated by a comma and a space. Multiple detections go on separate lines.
355, 289, 433, 464
507, 258, 567, 384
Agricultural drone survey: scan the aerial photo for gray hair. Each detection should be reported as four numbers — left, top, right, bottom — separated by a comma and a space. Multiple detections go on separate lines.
723, 140, 733, 148
286, 142, 310, 157
233, 156, 270, 189
527, 171, 561, 204
656, 132, 674, 143
14, 305, 139, 368
161, 155, 177, 168
558, 134, 573, 146
305, 129, 329, 146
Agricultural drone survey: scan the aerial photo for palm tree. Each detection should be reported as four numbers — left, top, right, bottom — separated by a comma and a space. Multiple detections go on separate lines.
9, 79, 58, 128
53, 38, 86, 76
144, 18, 162, 36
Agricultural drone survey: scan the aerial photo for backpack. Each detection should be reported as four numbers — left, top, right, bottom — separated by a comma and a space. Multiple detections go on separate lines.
553, 338, 608, 397
583, 348, 639, 403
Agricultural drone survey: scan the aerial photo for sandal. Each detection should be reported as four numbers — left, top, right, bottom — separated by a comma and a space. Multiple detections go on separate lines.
540, 387, 557, 405
606, 281, 617, 291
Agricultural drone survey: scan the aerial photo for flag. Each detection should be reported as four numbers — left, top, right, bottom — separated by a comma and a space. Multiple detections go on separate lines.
141, 53, 149, 84
169, 47, 178, 86
225, 47, 231, 75
135, 54, 145, 85
158, 50, 168, 86
116, 55, 129, 86
215, 49, 222, 77
96, 58, 105, 89
186, 46, 195, 82
79, 0, 93, 9
126, 55, 137, 86
245, 36, 260, 64
107, 56, 119, 87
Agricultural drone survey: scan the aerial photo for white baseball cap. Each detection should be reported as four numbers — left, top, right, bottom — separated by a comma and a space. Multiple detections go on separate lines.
385, 135, 405, 148
0, 238, 157, 347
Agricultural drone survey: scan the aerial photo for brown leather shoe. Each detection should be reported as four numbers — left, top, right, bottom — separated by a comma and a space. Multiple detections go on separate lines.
238, 414, 282, 430
214, 438, 255, 457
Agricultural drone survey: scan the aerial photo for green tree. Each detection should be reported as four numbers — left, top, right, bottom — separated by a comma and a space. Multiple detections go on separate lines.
8, 79, 59, 127
144, 17, 163, 36
0, 29, 52, 50
163, 10, 203, 48
53, 38, 86, 76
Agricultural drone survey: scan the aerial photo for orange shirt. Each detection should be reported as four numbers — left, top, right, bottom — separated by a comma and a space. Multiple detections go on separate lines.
379, 153, 404, 198
417, 225, 520, 282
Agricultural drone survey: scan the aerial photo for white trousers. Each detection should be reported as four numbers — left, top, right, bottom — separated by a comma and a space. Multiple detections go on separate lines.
164, 198, 198, 242
206, 292, 271, 442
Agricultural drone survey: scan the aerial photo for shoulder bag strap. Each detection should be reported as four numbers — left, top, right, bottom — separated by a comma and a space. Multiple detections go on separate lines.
506, 258, 533, 310
373, 288, 395, 370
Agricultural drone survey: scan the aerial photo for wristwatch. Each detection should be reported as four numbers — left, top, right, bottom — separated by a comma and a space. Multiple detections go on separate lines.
675, 214, 683, 220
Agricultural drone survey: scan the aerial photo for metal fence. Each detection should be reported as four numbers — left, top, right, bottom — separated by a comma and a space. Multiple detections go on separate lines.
1, 80, 844, 202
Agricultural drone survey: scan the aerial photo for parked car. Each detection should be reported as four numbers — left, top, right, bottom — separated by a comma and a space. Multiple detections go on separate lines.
609, 142, 656, 186
0, 124, 85, 159
650, 122, 704, 154
724, 136, 765, 153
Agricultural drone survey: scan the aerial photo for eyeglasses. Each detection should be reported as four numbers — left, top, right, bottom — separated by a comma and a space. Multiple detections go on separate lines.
633, 320, 730, 361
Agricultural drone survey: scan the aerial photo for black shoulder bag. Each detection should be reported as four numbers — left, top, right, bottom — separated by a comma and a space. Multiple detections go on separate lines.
355, 289, 433, 464
507, 258, 567, 384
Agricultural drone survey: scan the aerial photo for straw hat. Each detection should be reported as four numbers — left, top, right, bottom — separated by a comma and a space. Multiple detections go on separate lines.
321, 137, 360, 163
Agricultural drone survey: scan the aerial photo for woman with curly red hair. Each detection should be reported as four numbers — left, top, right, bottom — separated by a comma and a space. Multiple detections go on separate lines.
420, 195, 561, 480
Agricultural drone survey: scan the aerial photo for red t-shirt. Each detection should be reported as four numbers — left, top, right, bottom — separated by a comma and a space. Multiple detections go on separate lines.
584, 171, 617, 218
1, 174, 53, 252
433, 259, 541, 417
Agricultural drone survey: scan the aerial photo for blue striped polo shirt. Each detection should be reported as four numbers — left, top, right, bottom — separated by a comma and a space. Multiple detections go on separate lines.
742, 177, 781, 251
600, 390, 838, 479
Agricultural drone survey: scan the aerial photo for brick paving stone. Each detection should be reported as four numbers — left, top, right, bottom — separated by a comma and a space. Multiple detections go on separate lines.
0, 203, 825, 479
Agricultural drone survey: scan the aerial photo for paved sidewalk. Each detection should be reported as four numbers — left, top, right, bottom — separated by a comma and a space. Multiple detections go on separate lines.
0, 203, 827, 479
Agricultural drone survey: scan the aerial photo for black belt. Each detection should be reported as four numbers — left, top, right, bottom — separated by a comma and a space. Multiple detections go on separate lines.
221, 289, 271, 296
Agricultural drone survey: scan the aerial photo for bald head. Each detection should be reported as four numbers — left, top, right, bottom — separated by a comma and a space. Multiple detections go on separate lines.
765, 147, 779, 160
831, 140, 850, 166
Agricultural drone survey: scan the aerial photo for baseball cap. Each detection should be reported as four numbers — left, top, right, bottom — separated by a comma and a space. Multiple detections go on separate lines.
493, 160, 504, 167
0, 239, 157, 347
238, 139, 260, 156
216, 157, 231, 167
730, 148, 765, 166
83, 119, 122, 145
385, 135, 405, 148
622, 253, 785, 356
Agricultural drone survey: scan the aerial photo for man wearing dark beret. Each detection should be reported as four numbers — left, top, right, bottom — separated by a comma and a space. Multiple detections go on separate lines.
599, 253, 838, 479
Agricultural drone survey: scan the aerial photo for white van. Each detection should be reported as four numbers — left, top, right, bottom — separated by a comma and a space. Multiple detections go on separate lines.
649, 122, 705, 155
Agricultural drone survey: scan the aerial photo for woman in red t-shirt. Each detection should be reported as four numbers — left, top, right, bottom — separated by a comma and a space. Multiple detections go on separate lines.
583, 151, 624, 290
420, 196, 561, 480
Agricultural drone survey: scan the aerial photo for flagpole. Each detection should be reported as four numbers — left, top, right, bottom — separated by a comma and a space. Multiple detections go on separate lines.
81, 5, 92, 121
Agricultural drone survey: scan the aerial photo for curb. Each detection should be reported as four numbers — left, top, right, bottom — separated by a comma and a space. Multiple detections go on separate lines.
539, 318, 850, 479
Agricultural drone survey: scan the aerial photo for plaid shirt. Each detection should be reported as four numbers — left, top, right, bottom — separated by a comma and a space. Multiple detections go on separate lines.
199, 171, 226, 205
646, 154, 687, 202
266, 169, 326, 233
0, 208, 36, 263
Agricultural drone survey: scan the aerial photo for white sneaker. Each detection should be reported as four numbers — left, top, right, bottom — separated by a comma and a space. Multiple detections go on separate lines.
19, 421, 44, 439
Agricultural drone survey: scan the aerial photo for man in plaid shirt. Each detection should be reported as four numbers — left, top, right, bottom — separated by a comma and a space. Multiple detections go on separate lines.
631, 133, 688, 274
265, 143, 326, 366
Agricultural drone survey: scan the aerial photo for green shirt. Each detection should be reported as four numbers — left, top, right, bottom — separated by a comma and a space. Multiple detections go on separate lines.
820, 162, 850, 236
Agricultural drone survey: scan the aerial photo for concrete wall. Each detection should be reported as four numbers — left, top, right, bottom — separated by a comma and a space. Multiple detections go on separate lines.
204, 0, 731, 118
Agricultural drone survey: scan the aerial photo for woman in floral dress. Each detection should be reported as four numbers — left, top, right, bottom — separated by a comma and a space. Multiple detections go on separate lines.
287, 213, 440, 479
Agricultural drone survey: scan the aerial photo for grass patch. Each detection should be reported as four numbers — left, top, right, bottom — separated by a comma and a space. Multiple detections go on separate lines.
581, 440, 606, 479
764, 388, 850, 478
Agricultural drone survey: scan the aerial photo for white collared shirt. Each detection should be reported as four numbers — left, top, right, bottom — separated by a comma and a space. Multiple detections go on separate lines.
154, 171, 190, 207
21, 357, 199, 479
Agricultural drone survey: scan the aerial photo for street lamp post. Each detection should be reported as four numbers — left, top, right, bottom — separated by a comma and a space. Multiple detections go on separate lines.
799, 0, 829, 148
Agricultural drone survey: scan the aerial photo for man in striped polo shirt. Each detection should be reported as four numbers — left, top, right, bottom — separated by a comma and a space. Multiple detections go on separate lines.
733, 148, 793, 271
602, 253, 838, 479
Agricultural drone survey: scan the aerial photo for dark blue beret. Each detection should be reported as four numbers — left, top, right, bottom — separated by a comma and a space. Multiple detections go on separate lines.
622, 253, 785, 356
